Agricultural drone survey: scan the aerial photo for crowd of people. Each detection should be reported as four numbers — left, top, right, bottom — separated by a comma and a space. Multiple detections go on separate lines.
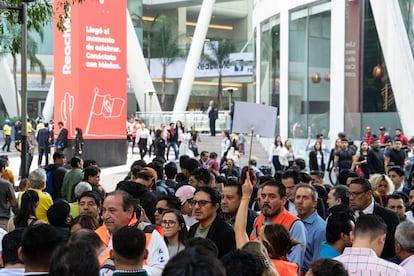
0, 119, 414, 275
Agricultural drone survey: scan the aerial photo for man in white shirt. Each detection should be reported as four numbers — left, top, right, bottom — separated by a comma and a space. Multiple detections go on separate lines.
395, 221, 414, 276
335, 214, 407, 276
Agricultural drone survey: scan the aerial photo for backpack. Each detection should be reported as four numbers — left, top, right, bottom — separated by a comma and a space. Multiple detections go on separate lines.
156, 180, 174, 197
45, 170, 54, 195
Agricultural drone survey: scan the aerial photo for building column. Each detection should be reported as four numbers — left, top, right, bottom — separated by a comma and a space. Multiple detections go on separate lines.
173, 0, 216, 112
370, 0, 414, 137
126, 9, 161, 112
43, 79, 54, 121
279, 4, 289, 140
0, 56, 19, 118
329, 0, 346, 146
178, 7, 187, 50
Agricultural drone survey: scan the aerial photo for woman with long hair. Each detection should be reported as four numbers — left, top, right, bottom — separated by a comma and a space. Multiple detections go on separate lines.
179, 126, 194, 158
327, 138, 342, 171
161, 209, 188, 258
189, 126, 201, 157
369, 174, 394, 207
260, 224, 299, 275
351, 141, 369, 178
284, 140, 295, 168
242, 241, 279, 276
7, 189, 44, 231
309, 141, 325, 172
74, 127, 84, 157
69, 214, 99, 232
268, 135, 283, 173
148, 124, 156, 158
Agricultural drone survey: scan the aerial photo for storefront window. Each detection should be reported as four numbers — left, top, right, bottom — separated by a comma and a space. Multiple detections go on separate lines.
288, 3, 331, 139
260, 16, 280, 134
361, 1, 401, 137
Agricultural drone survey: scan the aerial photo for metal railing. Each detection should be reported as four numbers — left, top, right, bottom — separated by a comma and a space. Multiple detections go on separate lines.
135, 111, 230, 133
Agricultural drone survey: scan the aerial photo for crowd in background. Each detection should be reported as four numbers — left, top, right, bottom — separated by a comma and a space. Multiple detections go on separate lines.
0, 118, 413, 275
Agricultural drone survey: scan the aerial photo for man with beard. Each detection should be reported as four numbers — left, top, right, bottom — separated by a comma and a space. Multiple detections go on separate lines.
367, 137, 385, 175
250, 180, 306, 271
406, 187, 414, 222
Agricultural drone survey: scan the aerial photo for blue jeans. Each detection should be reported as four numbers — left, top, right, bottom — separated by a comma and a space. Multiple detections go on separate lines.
167, 142, 178, 160
272, 155, 281, 172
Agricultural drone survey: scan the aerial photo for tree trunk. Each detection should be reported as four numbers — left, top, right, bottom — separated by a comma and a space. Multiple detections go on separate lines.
161, 63, 166, 111
217, 72, 223, 110
146, 33, 151, 71
13, 55, 20, 117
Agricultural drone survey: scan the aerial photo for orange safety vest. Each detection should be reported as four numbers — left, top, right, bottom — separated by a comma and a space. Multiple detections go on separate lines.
95, 214, 164, 267
271, 259, 298, 276
250, 208, 299, 240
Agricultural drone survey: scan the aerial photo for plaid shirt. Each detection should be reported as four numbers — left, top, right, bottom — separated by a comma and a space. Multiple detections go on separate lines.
335, 247, 407, 276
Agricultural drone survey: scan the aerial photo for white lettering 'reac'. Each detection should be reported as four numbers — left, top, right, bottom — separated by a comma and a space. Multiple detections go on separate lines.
62, 7, 72, 75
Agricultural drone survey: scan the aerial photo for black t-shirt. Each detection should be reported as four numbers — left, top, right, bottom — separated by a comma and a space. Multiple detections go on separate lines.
386, 148, 406, 168
335, 149, 354, 170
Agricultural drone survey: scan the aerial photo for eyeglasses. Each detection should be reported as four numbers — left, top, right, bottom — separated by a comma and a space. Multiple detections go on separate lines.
161, 220, 178, 227
189, 200, 213, 207
155, 208, 168, 214
186, 198, 194, 208
349, 191, 366, 198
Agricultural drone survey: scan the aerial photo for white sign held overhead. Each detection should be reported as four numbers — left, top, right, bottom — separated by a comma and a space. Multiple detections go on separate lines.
232, 101, 278, 137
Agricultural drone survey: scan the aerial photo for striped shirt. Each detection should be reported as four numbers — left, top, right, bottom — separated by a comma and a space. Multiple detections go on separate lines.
335, 247, 407, 276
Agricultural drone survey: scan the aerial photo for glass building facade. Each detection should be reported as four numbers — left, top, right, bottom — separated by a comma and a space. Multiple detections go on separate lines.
255, 0, 411, 150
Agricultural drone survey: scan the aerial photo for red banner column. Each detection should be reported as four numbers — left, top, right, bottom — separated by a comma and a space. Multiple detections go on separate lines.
54, 0, 127, 165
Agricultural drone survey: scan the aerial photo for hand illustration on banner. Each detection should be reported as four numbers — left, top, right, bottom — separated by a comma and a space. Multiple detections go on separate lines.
85, 87, 126, 138
60, 92, 75, 137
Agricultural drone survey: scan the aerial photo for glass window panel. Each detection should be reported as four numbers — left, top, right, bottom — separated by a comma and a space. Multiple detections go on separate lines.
289, 4, 331, 139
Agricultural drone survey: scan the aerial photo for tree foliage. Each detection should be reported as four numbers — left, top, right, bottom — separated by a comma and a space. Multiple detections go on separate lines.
202, 38, 235, 110
0, 0, 54, 116
149, 14, 183, 110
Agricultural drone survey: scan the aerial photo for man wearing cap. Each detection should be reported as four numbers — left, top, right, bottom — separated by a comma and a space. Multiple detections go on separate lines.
379, 126, 391, 147
175, 185, 197, 228
45, 152, 68, 200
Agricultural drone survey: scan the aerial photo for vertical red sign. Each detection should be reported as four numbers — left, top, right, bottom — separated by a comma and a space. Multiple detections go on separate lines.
54, 0, 126, 140
344, 1, 362, 113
